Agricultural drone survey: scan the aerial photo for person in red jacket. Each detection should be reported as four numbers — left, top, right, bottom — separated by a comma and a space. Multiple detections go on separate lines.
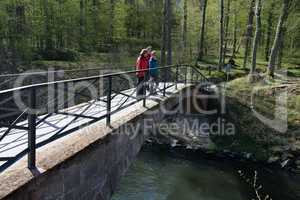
136, 49, 149, 97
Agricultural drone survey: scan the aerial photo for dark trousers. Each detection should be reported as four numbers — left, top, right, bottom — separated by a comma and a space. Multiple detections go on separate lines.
137, 77, 145, 97
149, 75, 158, 94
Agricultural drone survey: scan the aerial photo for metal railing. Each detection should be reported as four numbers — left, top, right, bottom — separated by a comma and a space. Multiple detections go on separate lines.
0, 64, 211, 172
0, 66, 136, 91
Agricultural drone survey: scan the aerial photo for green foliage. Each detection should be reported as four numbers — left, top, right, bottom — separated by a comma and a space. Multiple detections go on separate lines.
227, 76, 300, 130
0, 0, 168, 65
287, 69, 300, 77
0, 0, 299, 72
37, 49, 79, 61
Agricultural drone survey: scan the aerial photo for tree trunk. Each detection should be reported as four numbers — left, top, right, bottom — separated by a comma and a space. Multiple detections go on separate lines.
180, 0, 187, 63
223, 0, 231, 64
166, 0, 172, 65
161, 0, 167, 66
243, 0, 255, 69
44, 0, 52, 51
218, 0, 225, 71
108, 0, 115, 41
182, 0, 187, 50
198, 0, 207, 61
289, 32, 295, 55
231, 1, 238, 58
268, 0, 291, 77
79, 0, 85, 51
92, 0, 101, 45
15, 3, 26, 60
265, 0, 275, 62
15, 4, 26, 35
250, 0, 262, 82
57, 0, 64, 49
277, 27, 286, 69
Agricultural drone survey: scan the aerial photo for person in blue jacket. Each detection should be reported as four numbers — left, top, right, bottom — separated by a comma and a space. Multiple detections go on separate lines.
149, 51, 159, 94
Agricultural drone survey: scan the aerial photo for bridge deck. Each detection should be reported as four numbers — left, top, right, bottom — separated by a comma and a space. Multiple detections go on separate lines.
0, 83, 186, 168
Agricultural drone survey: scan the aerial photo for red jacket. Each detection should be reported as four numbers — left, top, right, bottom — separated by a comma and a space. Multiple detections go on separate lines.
136, 56, 149, 78
146, 54, 151, 62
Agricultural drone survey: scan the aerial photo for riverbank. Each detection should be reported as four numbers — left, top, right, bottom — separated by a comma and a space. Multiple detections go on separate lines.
223, 76, 300, 172
150, 74, 300, 174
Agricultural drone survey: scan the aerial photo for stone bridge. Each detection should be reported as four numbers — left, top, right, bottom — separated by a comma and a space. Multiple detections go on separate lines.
0, 65, 215, 200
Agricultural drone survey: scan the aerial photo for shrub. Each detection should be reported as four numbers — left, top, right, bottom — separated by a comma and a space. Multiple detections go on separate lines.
37, 48, 79, 61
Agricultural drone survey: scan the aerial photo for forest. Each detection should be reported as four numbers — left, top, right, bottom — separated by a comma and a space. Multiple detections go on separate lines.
0, 1, 300, 199
0, 0, 299, 76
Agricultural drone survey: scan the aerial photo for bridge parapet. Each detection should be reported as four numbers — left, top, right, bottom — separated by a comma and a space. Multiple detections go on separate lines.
0, 82, 194, 200
0, 64, 212, 172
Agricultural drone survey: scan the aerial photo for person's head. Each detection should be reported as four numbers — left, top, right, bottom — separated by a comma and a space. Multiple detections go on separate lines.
151, 51, 157, 58
139, 49, 148, 58
146, 46, 152, 53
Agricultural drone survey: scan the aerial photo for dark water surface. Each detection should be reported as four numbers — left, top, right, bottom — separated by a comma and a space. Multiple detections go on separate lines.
112, 147, 300, 200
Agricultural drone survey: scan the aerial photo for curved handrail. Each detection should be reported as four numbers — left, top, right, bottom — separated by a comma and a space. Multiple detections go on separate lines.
0, 64, 213, 95
0, 65, 134, 78
0, 63, 214, 172
0, 65, 179, 94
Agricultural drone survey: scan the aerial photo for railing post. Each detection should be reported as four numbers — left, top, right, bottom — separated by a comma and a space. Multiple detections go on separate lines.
64, 82, 68, 109
184, 66, 188, 85
191, 67, 195, 82
106, 76, 112, 126
54, 83, 58, 112
163, 68, 166, 97
143, 75, 146, 107
97, 72, 103, 100
175, 64, 179, 90
28, 88, 36, 169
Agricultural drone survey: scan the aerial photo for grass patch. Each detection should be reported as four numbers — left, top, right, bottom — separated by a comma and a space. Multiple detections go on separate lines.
226, 76, 300, 128
29, 52, 137, 72
287, 69, 300, 77
210, 75, 300, 159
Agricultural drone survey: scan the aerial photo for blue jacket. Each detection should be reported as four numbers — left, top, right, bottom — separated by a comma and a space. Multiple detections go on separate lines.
149, 57, 159, 77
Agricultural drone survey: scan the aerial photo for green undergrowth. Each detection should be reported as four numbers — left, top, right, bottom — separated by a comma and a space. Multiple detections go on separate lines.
287, 69, 300, 77
226, 76, 300, 128
211, 75, 300, 160
195, 65, 248, 81
28, 53, 137, 72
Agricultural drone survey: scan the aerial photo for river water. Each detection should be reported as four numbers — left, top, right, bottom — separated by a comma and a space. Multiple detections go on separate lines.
112, 146, 300, 200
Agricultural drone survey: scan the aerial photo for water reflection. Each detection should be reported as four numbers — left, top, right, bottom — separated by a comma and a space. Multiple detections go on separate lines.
112, 147, 249, 200
112, 146, 300, 200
